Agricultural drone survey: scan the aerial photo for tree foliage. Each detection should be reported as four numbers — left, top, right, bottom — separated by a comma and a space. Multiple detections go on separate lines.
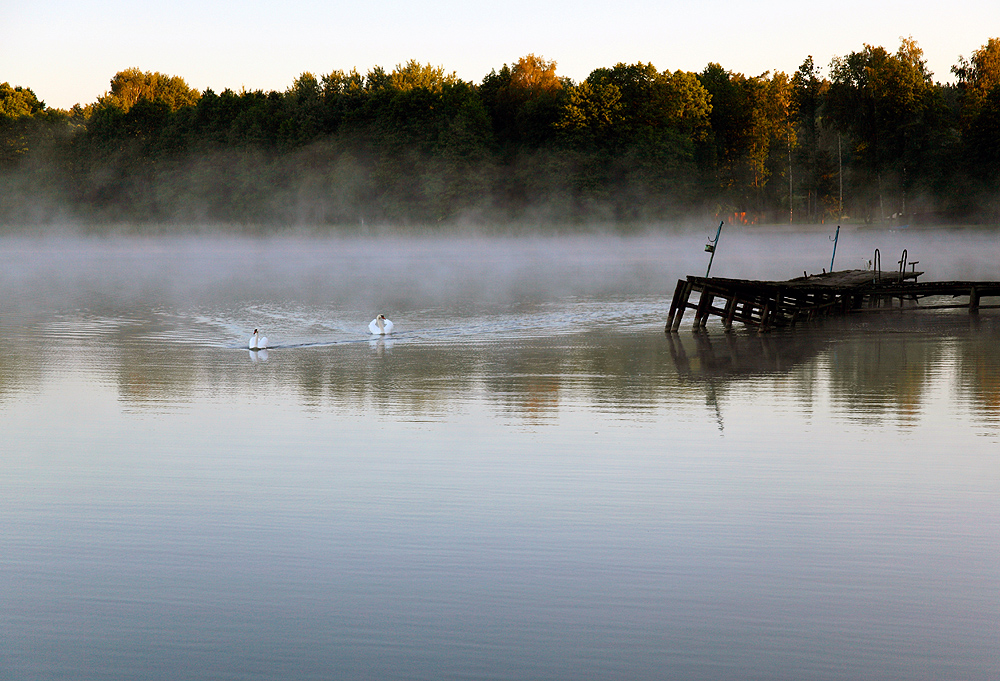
953, 37, 1000, 115
101, 68, 201, 112
953, 38, 1000, 211
3, 40, 1000, 228
698, 64, 795, 215
791, 57, 836, 220
826, 38, 952, 220
0, 83, 45, 120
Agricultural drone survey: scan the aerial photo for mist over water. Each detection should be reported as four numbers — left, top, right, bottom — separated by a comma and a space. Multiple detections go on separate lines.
4, 224, 999, 308
1, 226, 998, 681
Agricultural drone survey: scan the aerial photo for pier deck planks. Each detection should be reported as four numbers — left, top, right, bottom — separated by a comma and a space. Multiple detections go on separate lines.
665, 269, 1000, 332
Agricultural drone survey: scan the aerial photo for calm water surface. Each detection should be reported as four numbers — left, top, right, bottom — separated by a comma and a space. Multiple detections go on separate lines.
1, 231, 998, 680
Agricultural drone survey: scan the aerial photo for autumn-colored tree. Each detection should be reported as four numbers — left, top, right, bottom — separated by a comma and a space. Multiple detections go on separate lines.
954, 39, 1000, 216
953, 38, 1000, 116
754, 71, 795, 212
3, 51, 998, 227
509, 54, 562, 98
699, 64, 794, 216
481, 54, 567, 147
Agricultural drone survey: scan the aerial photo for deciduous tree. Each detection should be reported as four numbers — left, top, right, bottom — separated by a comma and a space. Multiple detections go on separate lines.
101, 68, 200, 113
826, 38, 945, 220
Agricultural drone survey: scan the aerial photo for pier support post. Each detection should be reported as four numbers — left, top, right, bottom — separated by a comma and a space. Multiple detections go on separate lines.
970, 286, 980, 315
665, 280, 687, 332
668, 281, 692, 332
696, 292, 714, 329
759, 301, 772, 333
723, 296, 737, 330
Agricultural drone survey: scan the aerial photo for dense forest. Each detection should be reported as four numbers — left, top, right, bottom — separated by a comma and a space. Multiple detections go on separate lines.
2, 37, 1000, 229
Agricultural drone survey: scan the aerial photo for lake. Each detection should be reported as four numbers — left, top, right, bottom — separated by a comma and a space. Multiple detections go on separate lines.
1, 228, 998, 681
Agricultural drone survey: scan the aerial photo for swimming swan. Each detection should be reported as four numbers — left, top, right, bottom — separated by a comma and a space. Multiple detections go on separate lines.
249, 329, 268, 350
369, 315, 394, 335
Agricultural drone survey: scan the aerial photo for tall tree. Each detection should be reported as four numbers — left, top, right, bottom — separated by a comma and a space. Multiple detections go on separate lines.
826, 38, 944, 220
480, 54, 567, 148
953, 37, 1000, 119
953, 38, 1000, 217
556, 63, 711, 215
699, 64, 793, 219
281, 72, 324, 145
791, 57, 839, 221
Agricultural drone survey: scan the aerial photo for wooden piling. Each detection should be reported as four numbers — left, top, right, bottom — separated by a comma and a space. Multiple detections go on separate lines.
696, 291, 714, 329
759, 301, 772, 333
667, 281, 692, 333
723, 296, 737, 330
665, 279, 687, 332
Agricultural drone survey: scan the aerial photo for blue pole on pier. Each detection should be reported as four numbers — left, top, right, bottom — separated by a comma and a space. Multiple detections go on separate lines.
705, 221, 724, 278
829, 225, 840, 271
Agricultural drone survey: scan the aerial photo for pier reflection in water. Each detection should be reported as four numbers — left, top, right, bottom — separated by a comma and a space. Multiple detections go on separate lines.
665, 313, 1000, 437
1, 234, 998, 681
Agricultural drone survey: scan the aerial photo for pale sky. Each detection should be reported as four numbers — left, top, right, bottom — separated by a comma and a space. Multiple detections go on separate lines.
4, 0, 998, 110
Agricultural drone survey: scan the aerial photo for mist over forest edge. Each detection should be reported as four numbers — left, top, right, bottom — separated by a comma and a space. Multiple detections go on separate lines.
2, 36, 1000, 233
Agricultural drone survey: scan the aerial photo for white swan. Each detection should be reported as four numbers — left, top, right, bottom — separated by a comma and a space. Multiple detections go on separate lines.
369, 314, 394, 335
249, 329, 268, 350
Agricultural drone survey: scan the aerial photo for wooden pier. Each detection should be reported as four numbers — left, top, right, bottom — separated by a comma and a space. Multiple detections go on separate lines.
665, 269, 1000, 332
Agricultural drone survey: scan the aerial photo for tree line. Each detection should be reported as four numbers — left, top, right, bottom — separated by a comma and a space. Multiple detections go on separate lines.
2, 38, 999, 229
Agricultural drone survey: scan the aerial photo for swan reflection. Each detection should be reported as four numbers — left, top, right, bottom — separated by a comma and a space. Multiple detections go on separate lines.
369, 337, 394, 354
